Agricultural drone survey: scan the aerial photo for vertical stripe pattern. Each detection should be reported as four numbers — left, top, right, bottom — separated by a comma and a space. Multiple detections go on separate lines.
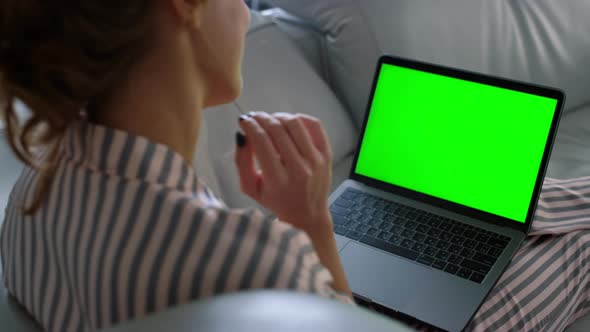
0, 122, 350, 332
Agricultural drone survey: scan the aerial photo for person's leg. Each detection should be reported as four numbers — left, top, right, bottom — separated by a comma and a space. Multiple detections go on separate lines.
468, 177, 590, 331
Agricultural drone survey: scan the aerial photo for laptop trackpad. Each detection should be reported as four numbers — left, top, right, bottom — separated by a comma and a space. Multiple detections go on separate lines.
340, 242, 419, 311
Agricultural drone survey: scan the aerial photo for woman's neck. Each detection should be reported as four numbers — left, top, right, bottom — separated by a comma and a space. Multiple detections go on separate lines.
92, 38, 206, 163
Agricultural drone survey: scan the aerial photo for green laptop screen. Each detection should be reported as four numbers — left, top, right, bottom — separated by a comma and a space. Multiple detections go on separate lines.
354, 64, 558, 223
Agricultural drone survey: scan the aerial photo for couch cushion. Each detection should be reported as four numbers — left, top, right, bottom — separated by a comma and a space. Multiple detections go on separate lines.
269, 0, 590, 121
202, 11, 358, 208
546, 107, 590, 179
267, 0, 380, 126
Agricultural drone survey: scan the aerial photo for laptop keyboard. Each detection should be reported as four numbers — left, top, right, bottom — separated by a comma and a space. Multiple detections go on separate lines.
331, 188, 511, 284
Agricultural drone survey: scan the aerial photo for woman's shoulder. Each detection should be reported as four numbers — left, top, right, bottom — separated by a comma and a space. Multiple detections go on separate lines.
156, 186, 310, 248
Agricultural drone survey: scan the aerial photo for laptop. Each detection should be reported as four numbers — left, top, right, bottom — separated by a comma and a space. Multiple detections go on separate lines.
329, 55, 565, 332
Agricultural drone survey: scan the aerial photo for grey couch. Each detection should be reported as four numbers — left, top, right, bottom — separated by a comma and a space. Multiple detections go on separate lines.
2, 0, 590, 331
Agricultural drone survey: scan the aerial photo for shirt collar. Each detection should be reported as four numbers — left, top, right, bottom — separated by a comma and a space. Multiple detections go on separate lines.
63, 121, 199, 193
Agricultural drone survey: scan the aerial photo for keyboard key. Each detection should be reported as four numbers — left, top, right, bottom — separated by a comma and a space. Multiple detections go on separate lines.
341, 191, 357, 200
367, 227, 381, 238
426, 219, 438, 227
335, 226, 349, 236
388, 235, 402, 245
460, 248, 475, 258
463, 239, 477, 249
470, 272, 485, 284
444, 264, 459, 275
373, 211, 386, 220
432, 260, 447, 270
360, 236, 420, 261
349, 211, 362, 220
401, 229, 415, 238
424, 237, 438, 246
378, 231, 392, 241
379, 223, 392, 231
412, 243, 426, 253
476, 243, 491, 253
392, 217, 406, 226
448, 245, 462, 254
451, 226, 465, 235
384, 205, 397, 213
330, 205, 348, 216
451, 236, 466, 246
397, 209, 409, 218
457, 268, 472, 279
373, 202, 386, 210
498, 235, 512, 243
405, 221, 418, 230
460, 258, 492, 275
424, 246, 439, 257
427, 228, 442, 237
358, 215, 371, 224
463, 229, 477, 239
439, 222, 453, 232
440, 232, 453, 242
335, 198, 353, 208
417, 255, 435, 266
412, 233, 427, 243
400, 239, 415, 249
472, 252, 497, 266
355, 224, 370, 234
382, 213, 396, 223
415, 214, 427, 222
367, 218, 381, 227
332, 215, 347, 226
448, 255, 462, 265
488, 237, 510, 248
346, 230, 363, 240
344, 221, 359, 229
391, 226, 404, 235
416, 225, 430, 234
488, 247, 503, 258
459, 248, 475, 258
476, 233, 490, 243
435, 250, 451, 261
435, 240, 451, 251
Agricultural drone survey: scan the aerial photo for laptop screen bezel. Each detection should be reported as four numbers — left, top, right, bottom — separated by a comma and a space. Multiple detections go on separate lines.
349, 55, 565, 234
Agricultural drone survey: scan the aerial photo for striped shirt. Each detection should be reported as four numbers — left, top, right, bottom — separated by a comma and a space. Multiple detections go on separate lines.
0, 121, 352, 332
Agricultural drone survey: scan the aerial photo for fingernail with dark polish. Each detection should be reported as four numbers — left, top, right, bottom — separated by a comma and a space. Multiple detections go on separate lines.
236, 132, 247, 147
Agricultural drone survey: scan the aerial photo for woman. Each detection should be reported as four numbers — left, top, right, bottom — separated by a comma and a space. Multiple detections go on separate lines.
1, 1, 589, 332
0, 1, 352, 331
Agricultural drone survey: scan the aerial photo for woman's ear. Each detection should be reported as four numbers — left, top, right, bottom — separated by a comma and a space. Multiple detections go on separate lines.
168, 0, 203, 28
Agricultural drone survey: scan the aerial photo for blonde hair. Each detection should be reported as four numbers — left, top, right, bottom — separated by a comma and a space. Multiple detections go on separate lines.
0, 1, 154, 213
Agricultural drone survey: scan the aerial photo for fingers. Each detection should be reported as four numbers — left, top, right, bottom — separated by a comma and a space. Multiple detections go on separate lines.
298, 114, 333, 160
274, 112, 324, 165
234, 132, 261, 199
238, 114, 283, 182
249, 112, 307, 172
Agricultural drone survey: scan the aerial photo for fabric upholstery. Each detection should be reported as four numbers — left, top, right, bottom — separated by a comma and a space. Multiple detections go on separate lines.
202, 11, 358, 208
547, 107, 590, 179
268, 0, 590, 119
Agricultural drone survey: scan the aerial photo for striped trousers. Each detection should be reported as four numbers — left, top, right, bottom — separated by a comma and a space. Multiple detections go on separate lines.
368, 176, 590, 331
466, 176, 590, 331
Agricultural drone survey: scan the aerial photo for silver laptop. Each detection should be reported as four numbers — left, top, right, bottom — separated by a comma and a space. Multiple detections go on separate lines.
329, 55, 565, 332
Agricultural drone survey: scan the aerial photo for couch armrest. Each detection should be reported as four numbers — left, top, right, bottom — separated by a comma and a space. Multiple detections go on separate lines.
102, 291, 414, 332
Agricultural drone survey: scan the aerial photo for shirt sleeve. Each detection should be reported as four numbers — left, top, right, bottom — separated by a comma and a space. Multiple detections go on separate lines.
167, 203, 355, 305
234, 209, 354, 304
279, 226, 356, 304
